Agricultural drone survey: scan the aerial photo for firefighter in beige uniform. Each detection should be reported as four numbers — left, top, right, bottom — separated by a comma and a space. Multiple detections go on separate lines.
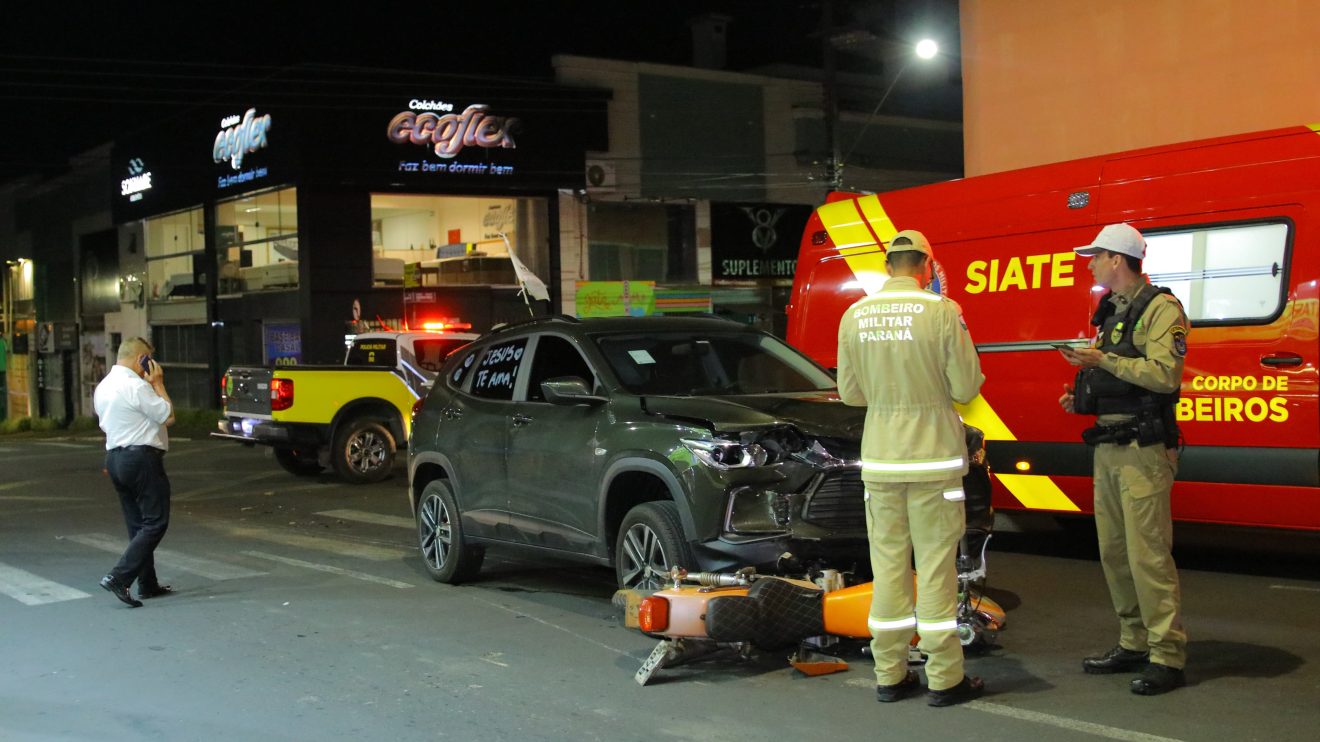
836, 230, 985, 707
1059, 223, 1189, 696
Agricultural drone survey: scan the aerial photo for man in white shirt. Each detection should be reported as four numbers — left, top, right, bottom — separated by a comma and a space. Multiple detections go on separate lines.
93, 336, 175, 607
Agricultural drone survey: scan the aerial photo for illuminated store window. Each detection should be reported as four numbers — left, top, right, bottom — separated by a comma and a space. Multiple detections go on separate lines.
367, 193, 549, 288
145, 207, 205, 301
1144, 222, 1288, 324
216, 186, 299, 294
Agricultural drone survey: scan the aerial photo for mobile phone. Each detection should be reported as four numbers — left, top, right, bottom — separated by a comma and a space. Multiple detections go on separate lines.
139, 355, 152, 373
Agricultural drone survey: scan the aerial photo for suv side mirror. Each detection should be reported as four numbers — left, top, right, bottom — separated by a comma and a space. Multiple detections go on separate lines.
541, 376, 608, 406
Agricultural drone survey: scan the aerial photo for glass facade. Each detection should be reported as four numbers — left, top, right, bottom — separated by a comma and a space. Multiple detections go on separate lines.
215, 186, 299, 295
144, 207, 205, 301
369, 193, 549, 288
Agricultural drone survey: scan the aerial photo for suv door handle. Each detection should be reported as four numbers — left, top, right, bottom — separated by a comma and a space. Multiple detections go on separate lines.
1261, 353, 1303, 368
443, 407, 463, 421
512, 413, 534, 427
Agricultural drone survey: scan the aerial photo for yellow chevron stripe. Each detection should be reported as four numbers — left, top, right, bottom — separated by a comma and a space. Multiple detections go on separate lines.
955, 395, 1016, 442
1310, 123, 1320, 133
993, 473, 1081, 511
818, 196, 892, 296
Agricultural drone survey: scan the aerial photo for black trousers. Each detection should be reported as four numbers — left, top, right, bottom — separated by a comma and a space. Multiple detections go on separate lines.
105, 446, 171, 588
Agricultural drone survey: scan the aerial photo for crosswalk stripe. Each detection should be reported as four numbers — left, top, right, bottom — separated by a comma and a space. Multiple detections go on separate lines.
242, 551, 414, 589
64, 533, 267, 581
315, 509, 415, 530
220, 526, 411, 561
0, 562, 92, 605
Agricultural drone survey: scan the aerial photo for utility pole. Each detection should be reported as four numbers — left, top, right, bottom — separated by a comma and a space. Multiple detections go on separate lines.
822, 0, 842, 191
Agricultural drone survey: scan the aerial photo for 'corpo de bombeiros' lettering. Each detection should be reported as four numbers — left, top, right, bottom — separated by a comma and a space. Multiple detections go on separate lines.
388, 104, 519, 159
213, 109, 272, 170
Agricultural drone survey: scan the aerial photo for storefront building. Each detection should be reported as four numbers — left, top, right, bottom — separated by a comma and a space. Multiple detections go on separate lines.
552, 54, 962, 336
111, 74, 609, 407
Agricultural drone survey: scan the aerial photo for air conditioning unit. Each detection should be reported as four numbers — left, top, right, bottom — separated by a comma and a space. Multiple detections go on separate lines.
585, 158, 617, 192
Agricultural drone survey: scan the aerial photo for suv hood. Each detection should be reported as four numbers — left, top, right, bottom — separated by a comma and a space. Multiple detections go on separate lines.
642, 391, 865, 439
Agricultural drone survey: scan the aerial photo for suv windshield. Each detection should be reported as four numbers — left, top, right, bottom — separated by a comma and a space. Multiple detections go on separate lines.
595, 331, 836, 396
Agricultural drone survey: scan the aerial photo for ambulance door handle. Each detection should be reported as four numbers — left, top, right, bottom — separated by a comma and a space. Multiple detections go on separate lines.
1260, 353, 1302, 368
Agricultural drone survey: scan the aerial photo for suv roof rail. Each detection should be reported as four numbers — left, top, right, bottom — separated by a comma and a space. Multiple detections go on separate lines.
488, 314, 581, 334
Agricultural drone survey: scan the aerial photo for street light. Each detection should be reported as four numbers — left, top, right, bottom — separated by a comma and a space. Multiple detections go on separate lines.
832, 39, 941, 190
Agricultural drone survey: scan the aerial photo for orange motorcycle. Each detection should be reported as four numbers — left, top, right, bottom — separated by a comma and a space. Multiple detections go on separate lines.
617, 506, 1005, 686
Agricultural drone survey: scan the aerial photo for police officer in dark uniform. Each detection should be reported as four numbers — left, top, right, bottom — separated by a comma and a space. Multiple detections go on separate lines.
1059, 223, 1189, 696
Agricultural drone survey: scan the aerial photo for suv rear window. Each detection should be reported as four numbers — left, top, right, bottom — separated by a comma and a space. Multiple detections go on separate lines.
347, 339, 396, 367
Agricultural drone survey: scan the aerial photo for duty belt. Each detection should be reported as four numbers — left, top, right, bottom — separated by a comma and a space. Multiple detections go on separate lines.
1081, 423, 1140, 446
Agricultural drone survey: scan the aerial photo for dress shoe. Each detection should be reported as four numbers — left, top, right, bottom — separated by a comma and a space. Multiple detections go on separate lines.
876, 671, 921, 702
928, 676, 984, 707
138, 583, 174, 600
1131, 664, 1185, 696
1083, 646, 1149, 674
100, 575, 143, 608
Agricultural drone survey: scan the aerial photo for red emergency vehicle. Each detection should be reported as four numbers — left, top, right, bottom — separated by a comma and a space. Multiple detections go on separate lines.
788, 125, 1319, 531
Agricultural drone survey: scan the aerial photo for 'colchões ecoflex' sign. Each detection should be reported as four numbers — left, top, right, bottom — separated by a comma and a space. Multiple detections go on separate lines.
388, 99, 520, 176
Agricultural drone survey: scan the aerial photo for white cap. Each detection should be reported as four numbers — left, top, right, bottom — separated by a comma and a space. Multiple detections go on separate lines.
1075, 223, 1145, 260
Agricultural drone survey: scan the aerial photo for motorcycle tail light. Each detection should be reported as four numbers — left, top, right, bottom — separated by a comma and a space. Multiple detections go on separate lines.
271, 378, 294, 411
638, 596, 670, 633
411, 398, 425, 424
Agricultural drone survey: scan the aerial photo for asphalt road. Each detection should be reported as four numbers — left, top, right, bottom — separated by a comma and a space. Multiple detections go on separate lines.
2, 436, 1318, 742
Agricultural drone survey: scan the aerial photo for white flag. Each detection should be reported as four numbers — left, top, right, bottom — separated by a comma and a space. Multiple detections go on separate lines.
509, 251, 550, 303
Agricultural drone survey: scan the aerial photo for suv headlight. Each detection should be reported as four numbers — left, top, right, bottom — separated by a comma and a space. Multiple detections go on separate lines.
680, 437, 769, 470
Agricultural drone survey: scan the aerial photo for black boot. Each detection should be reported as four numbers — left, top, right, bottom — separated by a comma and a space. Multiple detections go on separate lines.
1131, 664, 1185, 695
1083, 646, 1149, 674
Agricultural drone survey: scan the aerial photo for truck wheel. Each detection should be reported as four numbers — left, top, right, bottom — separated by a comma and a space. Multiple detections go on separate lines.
273, 447, 323, 476
416, 480, 484, 583
332, 418, 395, 484
615, 501, 694, 590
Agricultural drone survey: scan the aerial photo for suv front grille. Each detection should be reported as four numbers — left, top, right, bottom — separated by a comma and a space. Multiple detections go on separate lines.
802, 470, 866, 530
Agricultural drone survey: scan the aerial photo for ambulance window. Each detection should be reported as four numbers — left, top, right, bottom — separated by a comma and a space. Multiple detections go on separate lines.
1144, 222, 1288, 325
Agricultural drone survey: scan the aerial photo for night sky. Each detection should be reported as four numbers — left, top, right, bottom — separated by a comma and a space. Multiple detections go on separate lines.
0, 1, 960, 181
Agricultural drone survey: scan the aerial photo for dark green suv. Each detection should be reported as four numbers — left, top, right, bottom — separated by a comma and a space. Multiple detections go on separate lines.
407, 316, 989, 589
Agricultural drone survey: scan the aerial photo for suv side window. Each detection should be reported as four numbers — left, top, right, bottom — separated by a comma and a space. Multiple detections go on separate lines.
468, 337, 528, 401
525, 334, 596, 402
447, 346, 480, 389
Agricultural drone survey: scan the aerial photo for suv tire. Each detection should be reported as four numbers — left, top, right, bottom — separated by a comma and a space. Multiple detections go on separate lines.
416, 480, 484, 583
273, 447, 323, 476
332, 418, 395, 484
615, 501, 694, 590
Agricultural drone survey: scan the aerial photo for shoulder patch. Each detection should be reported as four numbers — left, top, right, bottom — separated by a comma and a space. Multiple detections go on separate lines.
1171, 326, 1188, 357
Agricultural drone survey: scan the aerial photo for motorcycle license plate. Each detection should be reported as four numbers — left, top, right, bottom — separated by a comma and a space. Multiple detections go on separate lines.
635, 640, 673, 686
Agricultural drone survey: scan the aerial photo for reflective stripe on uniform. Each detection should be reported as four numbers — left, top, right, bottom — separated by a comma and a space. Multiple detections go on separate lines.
868, 615, 918, 631
917, 618, 959, 632
943, 488, 965, 502
862, 457, 965, 473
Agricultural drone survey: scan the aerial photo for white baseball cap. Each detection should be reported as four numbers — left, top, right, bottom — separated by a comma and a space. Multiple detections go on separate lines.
1075, 223, 1145, 260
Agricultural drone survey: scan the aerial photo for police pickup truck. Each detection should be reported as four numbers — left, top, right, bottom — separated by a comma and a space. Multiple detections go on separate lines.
214, 331, 476, 483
